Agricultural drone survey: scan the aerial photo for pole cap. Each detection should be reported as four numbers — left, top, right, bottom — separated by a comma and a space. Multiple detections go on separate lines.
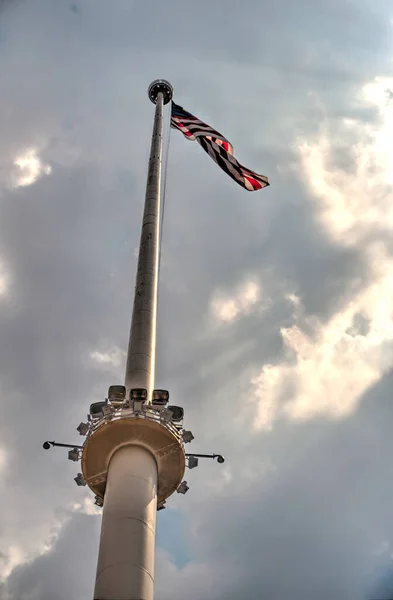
148, 79, 173, 105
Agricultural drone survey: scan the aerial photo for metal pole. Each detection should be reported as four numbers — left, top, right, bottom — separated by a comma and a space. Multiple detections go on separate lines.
125, 80, 172, 400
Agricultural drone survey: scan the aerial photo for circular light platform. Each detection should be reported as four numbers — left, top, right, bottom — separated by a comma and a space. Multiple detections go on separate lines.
81, 418, 185, 504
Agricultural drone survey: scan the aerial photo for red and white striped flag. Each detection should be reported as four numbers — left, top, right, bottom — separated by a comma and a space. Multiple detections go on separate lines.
171, 101, 269, 192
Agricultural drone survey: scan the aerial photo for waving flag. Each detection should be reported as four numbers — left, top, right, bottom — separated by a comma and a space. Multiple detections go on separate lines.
171, 102, 269, 191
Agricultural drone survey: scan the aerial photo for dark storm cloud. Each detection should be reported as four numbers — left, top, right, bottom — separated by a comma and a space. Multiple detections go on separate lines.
0, 0, 393, 599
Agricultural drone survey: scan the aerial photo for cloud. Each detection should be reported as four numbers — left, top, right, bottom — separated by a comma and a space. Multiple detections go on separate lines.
11, 147, 52, 188
211, 279, 262, 324
248, 72, 393, 431
0, 260, 11, 296
72, 494, 102, 516
0, 514, 99, 600
252, 241, 393, 429
89, 346, 126, 370
297, 76, 393, 245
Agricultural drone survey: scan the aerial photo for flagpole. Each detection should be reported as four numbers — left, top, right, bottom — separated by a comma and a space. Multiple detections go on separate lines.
93, 80, 174, 600
125, 80, 172, 398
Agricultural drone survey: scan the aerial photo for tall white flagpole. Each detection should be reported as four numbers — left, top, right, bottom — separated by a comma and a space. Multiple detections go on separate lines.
92, 80, 181, 600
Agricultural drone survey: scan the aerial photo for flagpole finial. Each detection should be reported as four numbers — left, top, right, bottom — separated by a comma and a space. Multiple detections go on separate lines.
148, 79, 173, 105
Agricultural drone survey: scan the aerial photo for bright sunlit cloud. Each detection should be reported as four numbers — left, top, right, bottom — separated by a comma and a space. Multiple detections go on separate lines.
12, 148, 52, 188
297, 77, 393, 245
252, 244, 393, 430
258, 75, 393, 432
211, 280, 262, 324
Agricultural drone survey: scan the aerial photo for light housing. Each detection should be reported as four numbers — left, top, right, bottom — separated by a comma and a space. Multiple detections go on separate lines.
177, 481, 189, 495
68, 448, 80, 462
94, 496, 104, 507
182, 430, 194, 444
74, 473, 86, 487
187, 456, 199, 469
157, 500, 166, 511
89, 401, 108, 419
168, 405, 184, 422
108, 385, 127, 405
76, 422, 89, 436
130, 388, 148, 401
152, 389, 169, 406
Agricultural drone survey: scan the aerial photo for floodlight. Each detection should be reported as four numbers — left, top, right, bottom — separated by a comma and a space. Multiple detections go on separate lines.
68, 448, 80, 462
216, 455, 225, 464
94, 496, 104, 507
108, 385, 126, 405
182, 430, 194, 444
157, 500, 166, 511
43, 441, 51, 450
130, 388, 148, 401
177, 481, 189, 495
76, 422, 89, 436
167, 405, 184, 422
187, 456, 199, 469
74, 473, 86, 487
152, 389, 169, 405
90, 401, 107, 419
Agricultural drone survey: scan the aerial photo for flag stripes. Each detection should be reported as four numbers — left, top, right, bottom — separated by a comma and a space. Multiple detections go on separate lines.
171, 101, 269, 191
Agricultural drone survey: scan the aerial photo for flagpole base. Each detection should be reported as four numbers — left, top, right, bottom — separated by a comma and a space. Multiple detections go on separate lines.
148, 79, 173, 105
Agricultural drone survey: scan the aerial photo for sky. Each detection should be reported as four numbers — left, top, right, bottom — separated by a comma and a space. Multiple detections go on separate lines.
0, 0, 393, 598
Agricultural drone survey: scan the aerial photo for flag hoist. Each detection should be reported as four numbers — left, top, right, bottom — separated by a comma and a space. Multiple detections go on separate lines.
43, 76, 276, 600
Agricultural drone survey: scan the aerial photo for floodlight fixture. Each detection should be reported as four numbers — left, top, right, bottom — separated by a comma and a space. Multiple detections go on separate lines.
177, 481, 189, 495
108, 385, 127, 406
94, 496, 104, 507
216, 455, 225, 464
76, 422, 89, 436
182, 430, 194, 444
89, 401, 107, 419
74, 473, 86, 487
157, 500, 166, 511
68, 448, 80, 462
168, 405, 184, 422
130, 388, 148, 401
152, 389, 169, 406
187, 456, 199, 469
43, 441, 51, 450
